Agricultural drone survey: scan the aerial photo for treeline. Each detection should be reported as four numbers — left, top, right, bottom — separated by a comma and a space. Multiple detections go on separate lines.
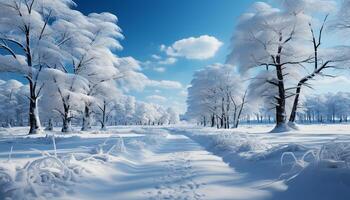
0, 80, 179, 130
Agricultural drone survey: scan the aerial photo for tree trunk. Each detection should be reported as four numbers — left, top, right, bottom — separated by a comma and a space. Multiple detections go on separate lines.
235, 103, 244, 128
27, 29, 42, 134
62, 118, 72, 132
45, 118, 53, 131
226, 116, 230, 129
101, 102, 106, 130
289, 83, 302, 123
28, 94, 42, 134
211, 113, 215, 127
216, 116, 219, 129
81, 104, 92, 131
275, 64, 287, 128
61, 106, 72, 132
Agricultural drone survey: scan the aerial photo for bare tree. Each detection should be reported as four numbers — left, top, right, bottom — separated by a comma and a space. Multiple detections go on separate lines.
289, 15, 341, 124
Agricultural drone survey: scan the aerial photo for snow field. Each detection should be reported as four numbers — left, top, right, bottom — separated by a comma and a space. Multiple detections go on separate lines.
1, 125, 350, 199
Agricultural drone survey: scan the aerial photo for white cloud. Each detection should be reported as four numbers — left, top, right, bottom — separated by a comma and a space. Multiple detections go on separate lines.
117, 56, 182, 91
149, 80, 183, 89
151, 54, 161, 60
179, 89, 188, 97
158, 57, 177, 65
146, 95, 167, 103
160, 44, 166, 51
121, 72, 182, 90
307, 75, 350, 94
153, 67, 166, 72
311, 76, 350, 85
162, 35, 223, 60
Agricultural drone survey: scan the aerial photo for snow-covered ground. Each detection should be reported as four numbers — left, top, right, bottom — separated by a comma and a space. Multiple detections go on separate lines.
0, 124, 350, 200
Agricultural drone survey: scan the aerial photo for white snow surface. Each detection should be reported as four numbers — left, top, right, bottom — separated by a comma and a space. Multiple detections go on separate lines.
0, 124, 350, 200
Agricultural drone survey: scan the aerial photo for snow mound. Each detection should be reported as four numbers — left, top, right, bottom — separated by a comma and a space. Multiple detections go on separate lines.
0, 134, 131, 199
210, 132, 271, 154
128, 130, 168, 150
270, 123, 293, 133
0, 156, 77, 199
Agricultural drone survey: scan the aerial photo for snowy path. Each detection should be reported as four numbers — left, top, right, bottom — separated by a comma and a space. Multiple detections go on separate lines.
68, 129, 270, 200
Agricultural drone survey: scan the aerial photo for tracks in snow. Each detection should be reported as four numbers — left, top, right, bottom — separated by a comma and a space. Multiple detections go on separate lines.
68, 128, 270, 200
149, 151, 205, 200
144, 129, 270, 200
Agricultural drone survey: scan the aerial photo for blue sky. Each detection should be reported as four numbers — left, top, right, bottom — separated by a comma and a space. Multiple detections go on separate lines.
73, 0, 350, 114
73, 0, 259, 113
2, 0, 349, 114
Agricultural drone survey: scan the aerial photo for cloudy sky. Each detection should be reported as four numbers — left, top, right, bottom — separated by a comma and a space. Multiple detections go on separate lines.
70, 0, 259, 114
73, 0, 350, 114
2, 0, 349, 114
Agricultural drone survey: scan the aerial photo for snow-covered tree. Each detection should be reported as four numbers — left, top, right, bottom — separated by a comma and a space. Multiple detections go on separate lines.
40, 69, 88, 132
64, 12, 123, 131
93, 81, 122, 130
186, 64, 247, 129
0, 80, 28, 126
301, 92, 350, 123
0, 0, 89, 134
167, 107, 180, 124
227, 1, 341, 131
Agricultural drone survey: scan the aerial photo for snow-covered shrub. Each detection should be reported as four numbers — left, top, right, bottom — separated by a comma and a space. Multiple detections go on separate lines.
279, 140, 350, 182
210, 132, 271, 154
0, 134, 131, 199
107, 137, 126, 155
253, 143, 308, 161
0, 156, 76, 199
317, 141, 350, 166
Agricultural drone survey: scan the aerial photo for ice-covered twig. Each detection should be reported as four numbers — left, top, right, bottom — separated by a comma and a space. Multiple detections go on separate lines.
52, 134, 57, 158
8, 145, 13, 162
281, 152, 298, 166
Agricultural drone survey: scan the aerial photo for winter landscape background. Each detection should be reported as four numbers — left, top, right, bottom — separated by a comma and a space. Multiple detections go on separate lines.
1, 0, 350, 199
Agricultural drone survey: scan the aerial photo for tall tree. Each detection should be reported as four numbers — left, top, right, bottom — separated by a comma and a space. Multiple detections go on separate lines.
0, 0, 84, 134
227, 2, 318, 132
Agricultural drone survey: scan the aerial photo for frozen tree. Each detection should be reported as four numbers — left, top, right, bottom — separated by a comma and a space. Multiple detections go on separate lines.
114, 96, 136, 125
0, 80, 27, 126
288, 15, 346, 126
122, 96, 136, 125
301, 93, 350, 123
63, 12, 123, 131
167, 107, 180, 124
41, 69, 88, 132
0, 0, 90, 134
226, 1, 340, 131
93, 81, 122, 130
129, 102, 175, 126
186, 64, 247, 129
0, 0, 104, 134
279, 0, 347, 127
